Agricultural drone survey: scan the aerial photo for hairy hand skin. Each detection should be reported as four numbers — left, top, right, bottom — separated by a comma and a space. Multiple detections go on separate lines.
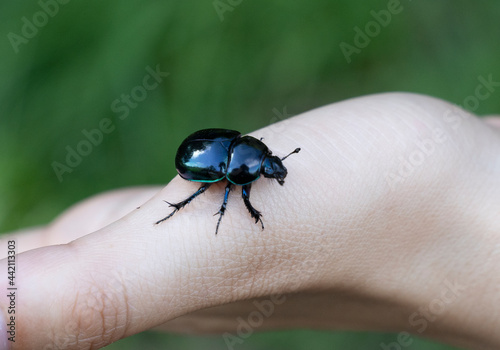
0, 93, 499, 349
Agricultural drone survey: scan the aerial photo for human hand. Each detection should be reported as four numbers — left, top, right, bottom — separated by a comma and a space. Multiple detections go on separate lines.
1, 93, 499, 350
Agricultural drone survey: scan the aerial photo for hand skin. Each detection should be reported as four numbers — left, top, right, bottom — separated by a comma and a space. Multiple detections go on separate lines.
0, 93, 499, 350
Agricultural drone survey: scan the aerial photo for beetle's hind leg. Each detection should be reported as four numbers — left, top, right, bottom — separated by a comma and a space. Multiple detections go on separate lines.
155, 183, 211, 225
242, 184, 264, 230
213, 182, 232, 235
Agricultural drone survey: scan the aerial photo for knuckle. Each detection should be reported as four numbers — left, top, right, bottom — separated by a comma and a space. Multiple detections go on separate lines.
65, 272, 130, 349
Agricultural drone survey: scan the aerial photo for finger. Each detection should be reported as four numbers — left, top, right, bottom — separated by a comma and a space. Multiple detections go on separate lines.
45, 186, 160, 244
0, 226, 45, 259
482, 116, 500, 129
0, 186, 160, 256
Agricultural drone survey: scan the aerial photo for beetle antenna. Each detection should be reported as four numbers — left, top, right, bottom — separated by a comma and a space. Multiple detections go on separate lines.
281, 147, 301, 161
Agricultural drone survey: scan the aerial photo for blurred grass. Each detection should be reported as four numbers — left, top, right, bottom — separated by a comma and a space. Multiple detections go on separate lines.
1, 0, 498, 348
103, 330, 463, 350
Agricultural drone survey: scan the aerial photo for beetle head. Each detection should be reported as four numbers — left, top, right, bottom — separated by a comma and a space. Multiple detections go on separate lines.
261, 155, 288, 185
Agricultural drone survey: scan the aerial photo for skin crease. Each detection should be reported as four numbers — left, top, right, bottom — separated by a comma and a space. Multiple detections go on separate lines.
0, 93, 499, 350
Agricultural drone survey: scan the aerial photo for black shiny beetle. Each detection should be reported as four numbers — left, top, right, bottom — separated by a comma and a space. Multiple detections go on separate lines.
155, 128, 300, 235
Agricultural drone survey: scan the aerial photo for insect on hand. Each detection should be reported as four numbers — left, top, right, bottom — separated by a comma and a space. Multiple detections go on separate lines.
155, 128, 300, 235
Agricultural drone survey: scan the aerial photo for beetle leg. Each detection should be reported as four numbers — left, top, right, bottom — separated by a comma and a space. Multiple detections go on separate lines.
155, 183, 211, 225
213, 182, 232, 235
242, 184, 264, 230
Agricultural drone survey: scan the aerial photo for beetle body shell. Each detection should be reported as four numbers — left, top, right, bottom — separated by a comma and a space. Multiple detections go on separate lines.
175, 129, 271, 186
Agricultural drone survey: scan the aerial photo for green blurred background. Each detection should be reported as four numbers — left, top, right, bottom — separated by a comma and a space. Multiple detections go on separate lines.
1, 0, 499, 348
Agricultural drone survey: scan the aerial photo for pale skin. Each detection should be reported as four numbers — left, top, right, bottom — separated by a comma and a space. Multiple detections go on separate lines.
0, 93, 499, 349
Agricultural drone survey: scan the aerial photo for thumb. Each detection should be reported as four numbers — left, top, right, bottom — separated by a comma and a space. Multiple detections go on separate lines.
0, 183, 239, 349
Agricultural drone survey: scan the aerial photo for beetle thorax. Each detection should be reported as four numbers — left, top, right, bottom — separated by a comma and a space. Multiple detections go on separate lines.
261, 155, 288, 185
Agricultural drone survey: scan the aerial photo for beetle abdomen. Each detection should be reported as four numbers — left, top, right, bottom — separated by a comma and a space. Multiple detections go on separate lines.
175, 129, 240, 182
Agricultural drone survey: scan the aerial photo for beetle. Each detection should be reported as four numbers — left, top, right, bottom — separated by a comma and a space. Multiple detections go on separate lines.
155, 128, 300, 234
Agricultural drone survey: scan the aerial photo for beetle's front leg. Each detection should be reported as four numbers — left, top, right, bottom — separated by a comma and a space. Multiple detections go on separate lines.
155, 183, 211, 225
242, 184, 264, 230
